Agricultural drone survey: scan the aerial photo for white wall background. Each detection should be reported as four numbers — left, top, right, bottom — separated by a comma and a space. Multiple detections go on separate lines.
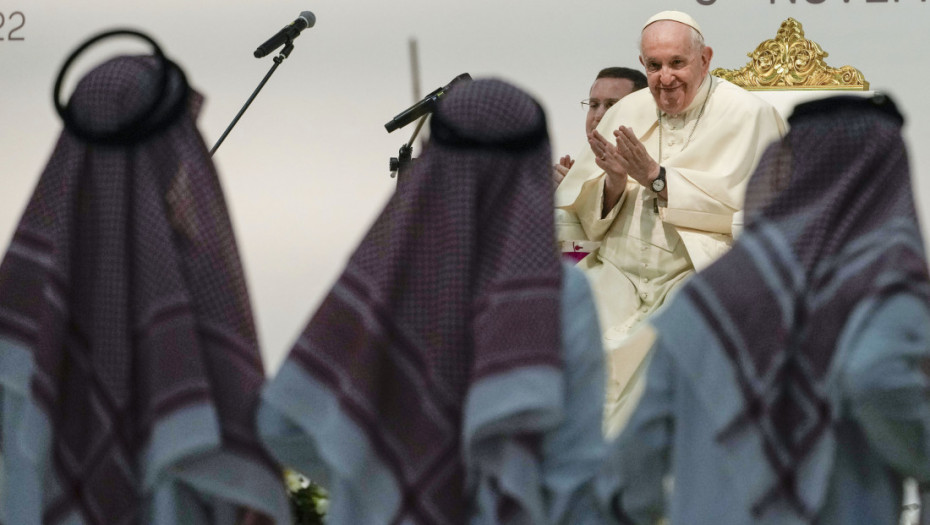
2, 0, 929, 374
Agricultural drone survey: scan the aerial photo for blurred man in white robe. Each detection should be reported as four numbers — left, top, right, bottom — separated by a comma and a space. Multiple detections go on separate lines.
555, 67, 647, 263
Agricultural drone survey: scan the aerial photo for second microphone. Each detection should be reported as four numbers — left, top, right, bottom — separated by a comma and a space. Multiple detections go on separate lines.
254, 11, 316, 58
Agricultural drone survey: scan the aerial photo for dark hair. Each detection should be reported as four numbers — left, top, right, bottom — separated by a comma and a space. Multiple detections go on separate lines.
596, 67, 647, 91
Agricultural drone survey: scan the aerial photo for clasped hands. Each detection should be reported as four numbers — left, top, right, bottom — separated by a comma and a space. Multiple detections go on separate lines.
588, 126, 663, 211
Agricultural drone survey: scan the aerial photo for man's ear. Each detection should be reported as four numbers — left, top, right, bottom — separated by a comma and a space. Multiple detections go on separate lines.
702, 46, 714, 73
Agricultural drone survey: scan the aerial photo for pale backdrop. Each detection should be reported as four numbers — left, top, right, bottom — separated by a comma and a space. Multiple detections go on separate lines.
2, 0, 928, 374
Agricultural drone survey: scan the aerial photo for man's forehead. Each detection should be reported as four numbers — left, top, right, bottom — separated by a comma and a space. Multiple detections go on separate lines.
589, 77, 634, 97
641, 50, 693, 61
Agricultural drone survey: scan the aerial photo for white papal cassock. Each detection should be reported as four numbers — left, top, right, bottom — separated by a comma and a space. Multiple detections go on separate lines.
555, 74, 786, 437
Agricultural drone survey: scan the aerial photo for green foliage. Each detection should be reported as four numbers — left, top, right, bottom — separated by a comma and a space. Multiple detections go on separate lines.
284, 469, 328, 525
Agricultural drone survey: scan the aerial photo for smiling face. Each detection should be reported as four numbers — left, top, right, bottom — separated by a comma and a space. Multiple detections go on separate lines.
639, 20, 712, 116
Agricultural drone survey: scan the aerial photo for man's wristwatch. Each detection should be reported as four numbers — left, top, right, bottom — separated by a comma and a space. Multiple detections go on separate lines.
651, 166, 667, 193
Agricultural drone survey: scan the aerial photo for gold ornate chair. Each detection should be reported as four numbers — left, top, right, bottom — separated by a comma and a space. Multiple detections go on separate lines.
712, 18, 872, 119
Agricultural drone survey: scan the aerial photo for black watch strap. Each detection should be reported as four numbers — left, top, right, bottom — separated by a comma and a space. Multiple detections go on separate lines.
651, 166, 667, 193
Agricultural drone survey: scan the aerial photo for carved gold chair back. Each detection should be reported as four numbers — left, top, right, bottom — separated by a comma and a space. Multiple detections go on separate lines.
712, 18, 872, 119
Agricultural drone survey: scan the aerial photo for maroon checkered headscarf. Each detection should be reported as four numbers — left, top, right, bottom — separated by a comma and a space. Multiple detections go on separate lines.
670, 95, 930, 519
0, 53, 284, 524
283, 78, 562, 523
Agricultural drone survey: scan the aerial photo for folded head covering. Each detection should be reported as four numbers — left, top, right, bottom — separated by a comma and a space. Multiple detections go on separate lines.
259, 78, 564, 524
653, 94, 929, 520
0, 33, 289, 525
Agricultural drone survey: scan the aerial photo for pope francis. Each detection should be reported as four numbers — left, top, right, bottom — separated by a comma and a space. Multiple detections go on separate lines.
554, 11, 787, 437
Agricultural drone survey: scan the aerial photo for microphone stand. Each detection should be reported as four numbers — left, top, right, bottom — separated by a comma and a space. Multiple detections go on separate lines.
210, 39, 296, 157
389, 114, 428, 181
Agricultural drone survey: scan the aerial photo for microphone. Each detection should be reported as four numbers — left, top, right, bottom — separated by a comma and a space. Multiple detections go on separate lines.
254, 11, 316, 58
385, 73, 472, 133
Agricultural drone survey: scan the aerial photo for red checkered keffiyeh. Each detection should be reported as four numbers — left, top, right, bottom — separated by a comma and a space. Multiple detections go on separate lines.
259, 78, 565, 524
0, 52, 289, 525
665, 95, 930, 520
